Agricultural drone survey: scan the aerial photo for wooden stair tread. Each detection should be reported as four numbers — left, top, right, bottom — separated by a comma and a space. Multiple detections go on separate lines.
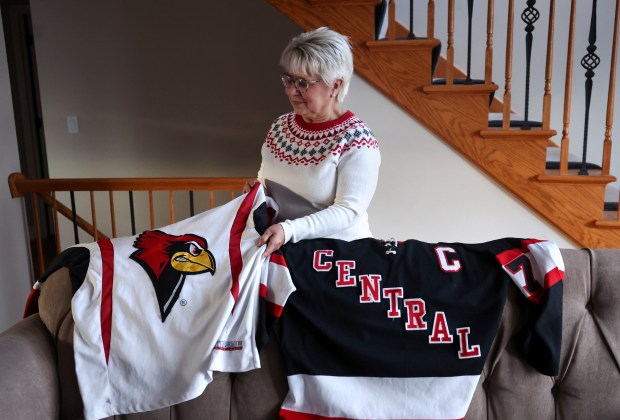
538, 170, 616, 184
309, 0, 376, 6
594, 219, 620, 229
480, 129, 557, 139
423, 83, 498, 95
366, 39, 440, 51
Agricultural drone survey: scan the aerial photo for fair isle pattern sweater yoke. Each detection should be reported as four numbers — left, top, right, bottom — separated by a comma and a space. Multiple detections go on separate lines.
265, 111, 379, 165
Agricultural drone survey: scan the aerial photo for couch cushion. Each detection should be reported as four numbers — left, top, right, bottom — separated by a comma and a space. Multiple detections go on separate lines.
39, 266, 85, 419
0, 315, 60, 419
466, 248, 620, 419
553, 249, 620, 418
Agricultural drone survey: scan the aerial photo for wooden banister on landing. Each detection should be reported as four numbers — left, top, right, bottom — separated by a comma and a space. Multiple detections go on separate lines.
8, 173, 248, 279
9, 174, 247, 195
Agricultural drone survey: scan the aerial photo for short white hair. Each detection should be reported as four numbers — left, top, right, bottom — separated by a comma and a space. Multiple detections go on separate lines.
280, 27, 353, 103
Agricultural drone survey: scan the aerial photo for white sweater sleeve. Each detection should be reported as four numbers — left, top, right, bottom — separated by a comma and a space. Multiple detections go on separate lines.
280, 143, 381, 243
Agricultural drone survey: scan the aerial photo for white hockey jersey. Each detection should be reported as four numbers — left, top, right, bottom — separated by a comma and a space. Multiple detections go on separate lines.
278, 237, 564, 420
29, 185, 294, 419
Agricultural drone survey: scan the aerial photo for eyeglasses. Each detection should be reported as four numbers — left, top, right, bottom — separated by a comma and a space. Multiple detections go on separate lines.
281, 74, 322, 92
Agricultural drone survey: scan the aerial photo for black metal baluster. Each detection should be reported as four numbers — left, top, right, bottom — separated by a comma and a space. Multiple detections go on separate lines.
374, 0, 388, 40
579, 0, 600, 176
408, 0, 416, 39
521, 0, 540, 130
465, 0, 474, 83
129, 191, 136, 235
189, 191, 195, 217
70, 191, 79, 244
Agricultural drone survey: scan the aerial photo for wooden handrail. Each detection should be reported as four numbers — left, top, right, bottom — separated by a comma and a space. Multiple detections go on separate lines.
9, 174, 247, 195
9, 173, 248, 279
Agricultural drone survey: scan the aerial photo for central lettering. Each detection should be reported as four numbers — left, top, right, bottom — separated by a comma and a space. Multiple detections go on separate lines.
311, 247, 481, 359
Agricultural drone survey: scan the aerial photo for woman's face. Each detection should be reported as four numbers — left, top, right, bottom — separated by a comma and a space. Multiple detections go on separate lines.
283, 72, 341, 123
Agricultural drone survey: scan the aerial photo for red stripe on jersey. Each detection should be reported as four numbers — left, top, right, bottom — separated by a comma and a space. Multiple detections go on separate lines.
98, 238, 114, 364
23, 288, 40, 318
267, 301, 285, 318
269, 252, 288, 267
545, 266, 564, 288
229, 184, 259, 302
259, 283, 286, 317
279, 408, 349, 419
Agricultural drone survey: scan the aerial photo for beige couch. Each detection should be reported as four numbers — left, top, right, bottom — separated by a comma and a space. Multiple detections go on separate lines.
1, 248, 619, 419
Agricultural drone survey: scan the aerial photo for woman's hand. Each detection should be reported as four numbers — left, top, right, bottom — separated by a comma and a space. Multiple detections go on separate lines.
258, 224, 285, 259
242, 178, 259, 194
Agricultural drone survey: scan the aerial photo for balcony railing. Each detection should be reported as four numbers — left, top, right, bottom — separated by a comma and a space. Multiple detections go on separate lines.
9, 173, 246, 279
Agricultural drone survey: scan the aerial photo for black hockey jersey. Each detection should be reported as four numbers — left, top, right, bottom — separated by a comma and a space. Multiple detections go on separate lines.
278, 237, 564, 420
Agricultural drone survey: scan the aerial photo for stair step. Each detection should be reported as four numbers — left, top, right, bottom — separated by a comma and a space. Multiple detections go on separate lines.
544, 146, 618, 215
605, 184, 619, 211
545, 147, 602, 171
487, 112, 543, 129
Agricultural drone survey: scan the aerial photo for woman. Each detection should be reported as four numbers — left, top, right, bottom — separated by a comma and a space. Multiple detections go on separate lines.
244, 27, 381, 257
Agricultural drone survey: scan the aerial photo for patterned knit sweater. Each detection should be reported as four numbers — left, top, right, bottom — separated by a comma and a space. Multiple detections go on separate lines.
258, 111, 381, 243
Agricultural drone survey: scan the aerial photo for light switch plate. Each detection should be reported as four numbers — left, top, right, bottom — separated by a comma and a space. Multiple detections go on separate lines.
67, 115, 79, 134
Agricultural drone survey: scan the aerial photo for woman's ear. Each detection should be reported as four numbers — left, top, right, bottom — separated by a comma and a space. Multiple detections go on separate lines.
331, 79, 343, 98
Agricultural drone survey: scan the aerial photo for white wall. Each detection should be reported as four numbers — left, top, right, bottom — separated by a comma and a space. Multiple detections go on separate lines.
0, 10, 34, 332
346, 77, 575, 247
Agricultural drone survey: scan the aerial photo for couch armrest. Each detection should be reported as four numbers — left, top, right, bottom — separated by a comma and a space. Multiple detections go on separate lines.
0, 314, 60, 419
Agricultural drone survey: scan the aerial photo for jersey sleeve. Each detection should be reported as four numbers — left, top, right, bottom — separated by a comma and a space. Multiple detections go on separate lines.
494, 238, 565, 376
23, 245, 92, 317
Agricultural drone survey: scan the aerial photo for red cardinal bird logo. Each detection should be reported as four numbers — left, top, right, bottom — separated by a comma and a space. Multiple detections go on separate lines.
130, 230, 216, 322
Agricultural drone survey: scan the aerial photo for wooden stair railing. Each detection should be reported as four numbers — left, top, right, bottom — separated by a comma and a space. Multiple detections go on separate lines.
268, 0, 620, 248
8, 173, 247, 278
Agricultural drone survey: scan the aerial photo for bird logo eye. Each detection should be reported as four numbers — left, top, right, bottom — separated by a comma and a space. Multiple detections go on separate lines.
187, 242, 203, 257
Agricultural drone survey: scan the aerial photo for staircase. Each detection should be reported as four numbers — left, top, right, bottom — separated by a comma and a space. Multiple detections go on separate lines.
267, 0, 620, 248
